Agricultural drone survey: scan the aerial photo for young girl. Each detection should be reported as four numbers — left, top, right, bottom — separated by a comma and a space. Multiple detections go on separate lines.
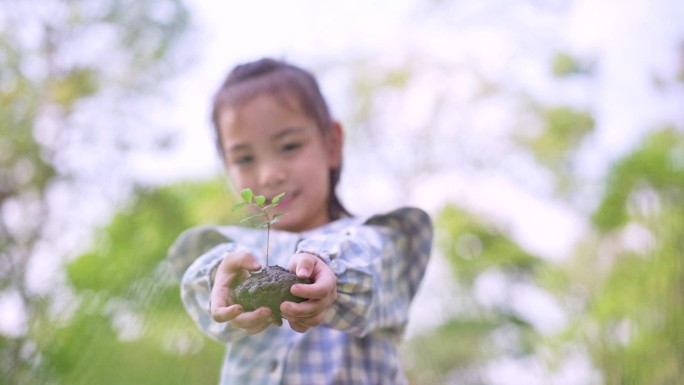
168, 58, 433, 385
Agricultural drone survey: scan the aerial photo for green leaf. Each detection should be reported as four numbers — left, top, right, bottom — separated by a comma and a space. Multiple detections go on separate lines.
272, 192, 285, 204
240, 214, 264, 223
240, 188, 253, 203
231, 201, 248, 212
254, 195, 266, 206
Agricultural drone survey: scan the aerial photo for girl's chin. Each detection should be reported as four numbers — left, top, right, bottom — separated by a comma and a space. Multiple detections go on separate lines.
272, 218, 303, 233
272, 213, 322, 233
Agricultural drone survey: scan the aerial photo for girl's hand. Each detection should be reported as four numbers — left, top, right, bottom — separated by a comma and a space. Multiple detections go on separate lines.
210, 251, 277, 334
281, 252, 338, 333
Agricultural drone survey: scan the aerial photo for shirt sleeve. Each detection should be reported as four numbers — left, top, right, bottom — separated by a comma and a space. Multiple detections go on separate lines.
294, 207, 433, 338
167, 226, 251, 344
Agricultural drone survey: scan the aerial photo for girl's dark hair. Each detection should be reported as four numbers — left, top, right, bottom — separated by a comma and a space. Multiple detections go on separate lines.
211, 58, 350, 220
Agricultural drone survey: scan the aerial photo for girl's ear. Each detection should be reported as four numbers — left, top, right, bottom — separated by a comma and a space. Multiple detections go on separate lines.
327, 121, 344, 168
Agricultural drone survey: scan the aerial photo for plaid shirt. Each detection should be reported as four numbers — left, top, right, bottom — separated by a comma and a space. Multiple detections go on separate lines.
167, 207, 433, 385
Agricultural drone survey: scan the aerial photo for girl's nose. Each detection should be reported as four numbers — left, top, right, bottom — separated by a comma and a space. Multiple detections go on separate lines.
259, 159, 286, 189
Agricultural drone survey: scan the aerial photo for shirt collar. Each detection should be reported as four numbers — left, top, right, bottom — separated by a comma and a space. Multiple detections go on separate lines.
299, 215, 360, 238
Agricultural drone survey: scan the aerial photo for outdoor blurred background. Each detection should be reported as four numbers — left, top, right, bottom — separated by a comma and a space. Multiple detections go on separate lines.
1, 0, 683, 384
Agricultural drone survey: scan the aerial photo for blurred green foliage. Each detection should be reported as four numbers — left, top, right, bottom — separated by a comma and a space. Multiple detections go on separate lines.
569, 128, 684, 384
68, 182, 234, 295
404, 127, 684, 385
35, 180, 236, 384
404, 205, 545, 384
437, 205, 542, 284
552, 52, 593, 77
593, 128, 684, 230
0, 0, 190, 383
524, 106, 595, 170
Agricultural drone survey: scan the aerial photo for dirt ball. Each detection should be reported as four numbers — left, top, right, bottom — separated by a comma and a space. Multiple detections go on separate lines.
233, 265, 311, 321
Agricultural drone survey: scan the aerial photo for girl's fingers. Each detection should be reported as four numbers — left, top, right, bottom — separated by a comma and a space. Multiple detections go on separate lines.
211, 304, 243, 323
282, 252, 337, 333
280, 300, 328, 331
243, 318, 273, 335
286, 312, 326, 333
210, 251, 262, 322
294, 257, 314, 279
231, 307, 274, 331
288, 320, 310, 334
289, 256, 336, 300
290, 272, 336, 299
281, 299, 321, 319
217, 251, 262, 275
211, 303, 277, 334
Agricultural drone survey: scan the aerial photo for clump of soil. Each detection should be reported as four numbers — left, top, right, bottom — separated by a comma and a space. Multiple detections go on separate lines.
234, 265, 311, 321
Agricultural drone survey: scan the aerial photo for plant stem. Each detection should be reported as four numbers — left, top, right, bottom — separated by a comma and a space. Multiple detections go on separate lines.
266, 221, 270, 266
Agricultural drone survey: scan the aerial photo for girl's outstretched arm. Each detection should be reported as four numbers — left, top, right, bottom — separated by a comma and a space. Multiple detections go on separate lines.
292, 207, 433, 337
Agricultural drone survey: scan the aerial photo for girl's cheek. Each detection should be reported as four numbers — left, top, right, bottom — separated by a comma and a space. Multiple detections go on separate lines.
227, 169, 245, 188
233, 171, 258, 191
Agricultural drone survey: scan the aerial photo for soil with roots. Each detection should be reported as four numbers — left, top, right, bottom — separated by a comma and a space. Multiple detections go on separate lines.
234, 265, 312, 321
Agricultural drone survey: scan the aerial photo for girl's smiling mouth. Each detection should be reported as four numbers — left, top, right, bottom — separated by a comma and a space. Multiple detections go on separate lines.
271, 190, 297, 208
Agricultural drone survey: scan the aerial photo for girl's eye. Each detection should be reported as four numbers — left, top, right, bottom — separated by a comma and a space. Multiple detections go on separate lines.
233, 155, 254, 165
281, 142, 302, 153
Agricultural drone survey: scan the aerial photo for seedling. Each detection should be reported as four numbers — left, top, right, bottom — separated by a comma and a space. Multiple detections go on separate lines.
232, 188, 286, 266
231, 188, 310, 321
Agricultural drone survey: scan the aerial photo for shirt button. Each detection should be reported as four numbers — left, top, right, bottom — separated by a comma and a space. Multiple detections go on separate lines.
270, 360, 278, 372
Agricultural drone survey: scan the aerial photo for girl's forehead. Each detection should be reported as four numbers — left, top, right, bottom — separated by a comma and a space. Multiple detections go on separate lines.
221, 92, 303, 124
218, 93, 318, 141
234, 89, 303, 112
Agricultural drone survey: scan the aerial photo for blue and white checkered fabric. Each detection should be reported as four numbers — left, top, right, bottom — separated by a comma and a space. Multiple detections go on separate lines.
167, 207, 433, 385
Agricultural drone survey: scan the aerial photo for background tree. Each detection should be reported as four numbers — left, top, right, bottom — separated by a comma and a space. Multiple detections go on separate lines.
0, 0, 190, 383
550, 128, 684, 384
40, 180, 233, 384
402, 205, 548, 384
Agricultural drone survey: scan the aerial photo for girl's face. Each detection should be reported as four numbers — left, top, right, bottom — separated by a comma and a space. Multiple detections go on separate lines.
218, 93, 343, 233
